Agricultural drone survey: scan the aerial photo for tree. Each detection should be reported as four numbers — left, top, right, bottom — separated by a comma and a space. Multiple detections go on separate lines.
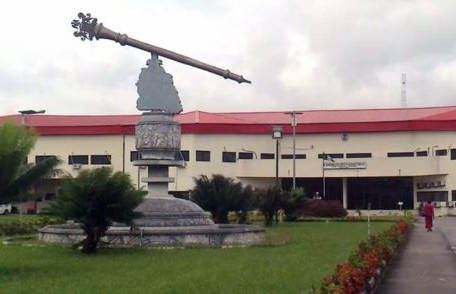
49, 167, 146, 254
281, 187, 309, 221
191, 174, 255, 224
0, 122, 60, 203
255, 186, 283, 226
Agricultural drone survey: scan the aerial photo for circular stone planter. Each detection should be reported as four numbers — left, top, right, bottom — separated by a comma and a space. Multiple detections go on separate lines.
38, 223, 265, 248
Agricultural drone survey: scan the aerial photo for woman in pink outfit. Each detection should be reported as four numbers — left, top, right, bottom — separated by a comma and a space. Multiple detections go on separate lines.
424, 201, 434, 232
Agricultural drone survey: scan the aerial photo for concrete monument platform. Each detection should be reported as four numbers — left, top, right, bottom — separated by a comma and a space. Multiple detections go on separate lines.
39, 14, 264, 248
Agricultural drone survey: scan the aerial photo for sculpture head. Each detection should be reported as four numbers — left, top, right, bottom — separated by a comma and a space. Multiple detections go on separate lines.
71, 12, 98, 41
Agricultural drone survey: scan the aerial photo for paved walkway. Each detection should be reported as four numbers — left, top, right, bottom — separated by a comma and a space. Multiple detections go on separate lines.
377, 217, 456, 294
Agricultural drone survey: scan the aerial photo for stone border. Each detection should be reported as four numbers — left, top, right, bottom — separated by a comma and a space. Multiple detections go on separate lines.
38, 224, 265, 248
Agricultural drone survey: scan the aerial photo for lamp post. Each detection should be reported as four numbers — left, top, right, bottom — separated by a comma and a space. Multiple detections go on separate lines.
272, 126, 283, 188
18, 109, 46, 126
285, 111, 302, 190
17, 109, 46, 216
322, 153, 335, 199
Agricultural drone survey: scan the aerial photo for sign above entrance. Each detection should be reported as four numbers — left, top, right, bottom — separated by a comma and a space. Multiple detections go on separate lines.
324, 161, 367, 170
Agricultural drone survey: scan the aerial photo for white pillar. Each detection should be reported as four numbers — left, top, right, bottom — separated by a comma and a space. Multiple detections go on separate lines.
342, 177, 348, 209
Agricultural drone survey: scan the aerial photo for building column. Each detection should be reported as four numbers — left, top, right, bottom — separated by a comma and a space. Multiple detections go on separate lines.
342, 177, 348, 209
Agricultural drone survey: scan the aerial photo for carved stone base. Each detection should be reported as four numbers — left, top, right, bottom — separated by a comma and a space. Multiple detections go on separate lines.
134, 197, 214, 227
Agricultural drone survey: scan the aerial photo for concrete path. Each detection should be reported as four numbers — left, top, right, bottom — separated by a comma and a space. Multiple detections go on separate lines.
377, 217, 456, 294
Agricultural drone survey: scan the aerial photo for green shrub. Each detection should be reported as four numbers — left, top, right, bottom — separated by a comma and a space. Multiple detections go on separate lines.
301, 200, 347, 218
191, 174, 255, 224
0, 216, 60, 235
282, 187, 309, 221
255, 186, 283, 226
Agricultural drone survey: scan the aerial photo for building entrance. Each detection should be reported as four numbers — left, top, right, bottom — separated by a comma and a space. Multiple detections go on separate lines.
281, 177, 343, 203
347, 177, 413, 210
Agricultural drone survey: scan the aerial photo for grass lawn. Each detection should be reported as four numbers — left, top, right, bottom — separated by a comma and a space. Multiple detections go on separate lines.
0, 221, 393, 294
0, 214, 39, 223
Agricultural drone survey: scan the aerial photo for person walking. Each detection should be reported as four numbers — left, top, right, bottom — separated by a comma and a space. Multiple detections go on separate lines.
424, 200, 434, 232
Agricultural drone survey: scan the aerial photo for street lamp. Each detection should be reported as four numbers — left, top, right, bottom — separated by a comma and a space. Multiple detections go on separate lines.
18, 109, 46, 125
321, 153, 335, 199
272, 126, 283, 188
285, 111, 302, 190
17, 109, 46, 216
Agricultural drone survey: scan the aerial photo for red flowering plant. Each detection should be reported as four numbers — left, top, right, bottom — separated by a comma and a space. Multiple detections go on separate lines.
318, 219, 410, 294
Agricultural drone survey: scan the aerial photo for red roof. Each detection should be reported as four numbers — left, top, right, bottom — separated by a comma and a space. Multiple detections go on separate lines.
2, 106, 456, 135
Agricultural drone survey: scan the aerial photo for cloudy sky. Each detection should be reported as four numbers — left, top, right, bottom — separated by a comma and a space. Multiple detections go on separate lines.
1, 0, 456, 116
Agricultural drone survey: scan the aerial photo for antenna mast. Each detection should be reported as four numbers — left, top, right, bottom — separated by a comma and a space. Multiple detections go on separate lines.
401, 73, 407, 108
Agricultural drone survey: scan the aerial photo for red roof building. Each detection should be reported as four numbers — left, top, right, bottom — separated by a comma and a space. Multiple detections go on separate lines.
3, 106, 456, 135
2, 106, 456, 214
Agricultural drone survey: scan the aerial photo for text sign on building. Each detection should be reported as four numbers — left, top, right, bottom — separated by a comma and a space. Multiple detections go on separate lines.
324, 162, 367, 170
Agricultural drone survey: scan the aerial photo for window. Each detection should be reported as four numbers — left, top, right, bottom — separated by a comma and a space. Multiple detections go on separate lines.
35, 155, 56, 163
45, 193, 56, 201
451, 149, 456, 160
346, 153, 372, 158
281, 154, 306, 159
416, 151, 428, 157
196, 150, 210, 162
417, 191, 448, 202
260, 153, 275, 159
180, 150, 190, 161
387, 152, 414, 158
130, 151, 139, 162
91, 155, 111, 165
68, 155, 88, 165
238, 152, 254, 160
435, 149, 448, 156
222, 152, 236, 163
318, 153, 344, 159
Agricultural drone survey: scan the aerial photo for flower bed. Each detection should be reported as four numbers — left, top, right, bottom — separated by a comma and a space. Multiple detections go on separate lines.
317, 219, 411, 294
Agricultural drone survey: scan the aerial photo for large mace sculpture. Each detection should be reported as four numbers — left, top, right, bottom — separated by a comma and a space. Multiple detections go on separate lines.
46, 13, 264, 247
71, 13, 250, 84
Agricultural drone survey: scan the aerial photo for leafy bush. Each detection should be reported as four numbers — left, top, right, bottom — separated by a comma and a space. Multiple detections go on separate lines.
0, 216, 60, 235
191, 174, 255, 224
281, 187, 309, 221
301, 200, 347, 218
255, 186, 283, 226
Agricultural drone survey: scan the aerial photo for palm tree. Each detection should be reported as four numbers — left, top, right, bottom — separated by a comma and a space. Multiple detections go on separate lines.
0, 122, 60, 203
281, 187, 309, 221
49, 167, 146, 254
255, 186, 283, 226
191, 174, 255, 224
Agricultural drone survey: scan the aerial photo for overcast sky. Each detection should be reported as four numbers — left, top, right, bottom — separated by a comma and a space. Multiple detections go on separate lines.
1, 0, 456, 116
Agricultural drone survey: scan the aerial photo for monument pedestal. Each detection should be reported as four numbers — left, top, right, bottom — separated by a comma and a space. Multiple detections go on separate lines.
133, 112, 214, 227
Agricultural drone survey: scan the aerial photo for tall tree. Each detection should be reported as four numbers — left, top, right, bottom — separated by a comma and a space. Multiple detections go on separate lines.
0, 121, 60, 203
49, 167, 146, 254
191, 174, 255, 224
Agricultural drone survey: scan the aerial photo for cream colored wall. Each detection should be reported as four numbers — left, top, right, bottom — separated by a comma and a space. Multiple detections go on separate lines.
30, 130, 456, 205
32, 135, 126, 176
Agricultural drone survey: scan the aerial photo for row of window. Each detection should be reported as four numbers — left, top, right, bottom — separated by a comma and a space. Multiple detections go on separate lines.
35, 148, 456, 165
417, 191, 449, 202
417, 191, 456, 202
388, 149, 454, 158
35, 155, 111, 165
